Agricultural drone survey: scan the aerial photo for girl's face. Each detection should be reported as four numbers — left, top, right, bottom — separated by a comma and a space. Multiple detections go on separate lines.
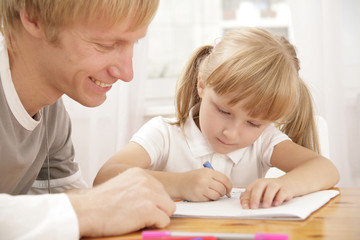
197, 80, 271, 154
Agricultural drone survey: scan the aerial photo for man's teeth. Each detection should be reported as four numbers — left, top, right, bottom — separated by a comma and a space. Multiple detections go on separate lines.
95, 80, 112, 87
90, 77, 112, 87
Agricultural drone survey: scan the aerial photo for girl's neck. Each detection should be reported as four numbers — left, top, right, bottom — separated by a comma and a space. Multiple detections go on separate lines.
193, 112, 201, 130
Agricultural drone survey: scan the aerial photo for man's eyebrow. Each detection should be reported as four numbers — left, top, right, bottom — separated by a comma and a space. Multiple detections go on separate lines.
115, 30, 148, 43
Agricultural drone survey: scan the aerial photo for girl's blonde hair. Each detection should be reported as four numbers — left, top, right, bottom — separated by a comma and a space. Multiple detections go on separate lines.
0, 0, 159, 50
175, 27, 320, 153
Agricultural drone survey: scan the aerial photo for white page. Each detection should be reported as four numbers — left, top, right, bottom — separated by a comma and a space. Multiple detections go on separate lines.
173, 189, 339, 220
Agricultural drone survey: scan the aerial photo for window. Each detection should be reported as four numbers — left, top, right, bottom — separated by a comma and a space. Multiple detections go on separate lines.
144, 0, 292, 121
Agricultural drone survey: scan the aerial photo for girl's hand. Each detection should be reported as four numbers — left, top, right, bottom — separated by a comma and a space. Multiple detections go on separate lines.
177, 168, 232, 202
240, 178, 294, 209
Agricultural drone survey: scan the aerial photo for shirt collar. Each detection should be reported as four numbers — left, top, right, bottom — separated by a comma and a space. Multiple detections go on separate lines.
183, 103, 246, 165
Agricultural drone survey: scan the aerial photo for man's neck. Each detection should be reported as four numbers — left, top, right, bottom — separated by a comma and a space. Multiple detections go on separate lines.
8, 36, 61, 117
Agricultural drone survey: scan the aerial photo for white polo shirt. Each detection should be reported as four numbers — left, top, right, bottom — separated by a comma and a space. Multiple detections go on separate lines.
131, 105, 290, 187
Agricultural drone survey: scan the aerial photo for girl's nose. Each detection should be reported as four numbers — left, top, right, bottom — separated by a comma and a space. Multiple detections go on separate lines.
223, 123, 242, 140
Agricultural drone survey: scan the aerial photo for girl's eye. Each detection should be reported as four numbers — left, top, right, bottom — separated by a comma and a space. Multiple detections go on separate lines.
248, 121, 261, 128
218, 108, 230, 115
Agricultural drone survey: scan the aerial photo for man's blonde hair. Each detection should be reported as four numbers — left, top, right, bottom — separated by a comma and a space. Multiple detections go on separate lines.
0, 0, 159, 49
175, 27, 320, 153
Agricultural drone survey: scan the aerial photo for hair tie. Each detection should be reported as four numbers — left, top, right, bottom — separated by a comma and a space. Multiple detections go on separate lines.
213, 37, 222, 49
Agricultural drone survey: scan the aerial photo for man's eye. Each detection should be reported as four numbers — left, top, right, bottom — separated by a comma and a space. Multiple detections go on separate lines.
96, 43, 114, 50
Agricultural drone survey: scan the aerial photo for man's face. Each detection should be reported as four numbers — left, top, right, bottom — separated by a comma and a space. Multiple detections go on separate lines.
38, 18, 148, 107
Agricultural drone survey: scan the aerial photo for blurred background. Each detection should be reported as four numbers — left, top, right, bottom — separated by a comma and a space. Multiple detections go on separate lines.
63, 0, 360, 188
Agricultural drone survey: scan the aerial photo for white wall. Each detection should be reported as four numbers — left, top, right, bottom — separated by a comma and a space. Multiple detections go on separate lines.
289, 0, 360, 187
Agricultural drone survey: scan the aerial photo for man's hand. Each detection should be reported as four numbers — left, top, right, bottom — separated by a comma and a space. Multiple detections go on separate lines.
68, 167, 176, 237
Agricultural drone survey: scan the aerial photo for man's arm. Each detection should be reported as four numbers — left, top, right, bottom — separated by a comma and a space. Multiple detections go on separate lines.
0, 193, 79, 239
1, 168, 175, 239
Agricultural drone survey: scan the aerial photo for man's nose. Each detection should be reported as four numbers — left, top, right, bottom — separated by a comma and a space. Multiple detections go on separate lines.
108, 45, 134, 82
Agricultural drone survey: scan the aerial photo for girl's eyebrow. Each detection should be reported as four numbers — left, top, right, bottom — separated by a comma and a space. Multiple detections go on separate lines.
248, 117, 270, 125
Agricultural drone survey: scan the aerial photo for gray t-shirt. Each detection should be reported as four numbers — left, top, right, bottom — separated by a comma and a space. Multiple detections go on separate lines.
0, 37, 84, 195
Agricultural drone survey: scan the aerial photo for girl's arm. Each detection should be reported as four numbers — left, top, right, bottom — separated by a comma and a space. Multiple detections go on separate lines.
94, 142, 152, 185
240, 140, 340, 209
94, 142, 232, 201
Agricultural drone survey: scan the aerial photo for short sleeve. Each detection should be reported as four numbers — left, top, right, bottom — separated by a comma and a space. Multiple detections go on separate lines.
130, 116, 171, 170
259, 125, 291, 167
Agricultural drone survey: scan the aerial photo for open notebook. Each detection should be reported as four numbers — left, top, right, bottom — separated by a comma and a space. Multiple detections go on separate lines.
173, 188, 339, 220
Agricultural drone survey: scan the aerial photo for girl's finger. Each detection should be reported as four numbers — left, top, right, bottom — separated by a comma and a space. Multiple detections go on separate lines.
261, 183, 281, 208
240, 191, 251, 209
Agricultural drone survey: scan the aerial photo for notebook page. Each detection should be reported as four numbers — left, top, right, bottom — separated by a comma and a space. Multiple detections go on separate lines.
173, 188, 339, 220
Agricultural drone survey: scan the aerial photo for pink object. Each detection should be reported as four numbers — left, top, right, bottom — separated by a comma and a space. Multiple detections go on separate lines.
143, 231, 172, 238
142, 231, 288, 240
254, 233, 289, 240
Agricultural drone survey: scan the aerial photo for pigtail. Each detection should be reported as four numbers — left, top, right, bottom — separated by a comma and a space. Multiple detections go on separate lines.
280, 79, 320, 154
274, 35, 320, 154
174, 45, 213, 128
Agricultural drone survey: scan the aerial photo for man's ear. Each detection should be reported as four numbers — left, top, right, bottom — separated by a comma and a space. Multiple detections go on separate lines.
197, 76, 205, 98
19, 10, 44, 38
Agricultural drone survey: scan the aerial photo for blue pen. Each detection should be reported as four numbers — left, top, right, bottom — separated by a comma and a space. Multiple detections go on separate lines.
203, 161, 214, 169
202, 161, 231, 198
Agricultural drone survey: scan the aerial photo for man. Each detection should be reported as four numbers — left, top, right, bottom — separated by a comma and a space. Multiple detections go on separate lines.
0, 0, 175, 239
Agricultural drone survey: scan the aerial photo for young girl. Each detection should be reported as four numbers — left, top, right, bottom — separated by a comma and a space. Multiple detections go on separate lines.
94, 27, 340, 209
